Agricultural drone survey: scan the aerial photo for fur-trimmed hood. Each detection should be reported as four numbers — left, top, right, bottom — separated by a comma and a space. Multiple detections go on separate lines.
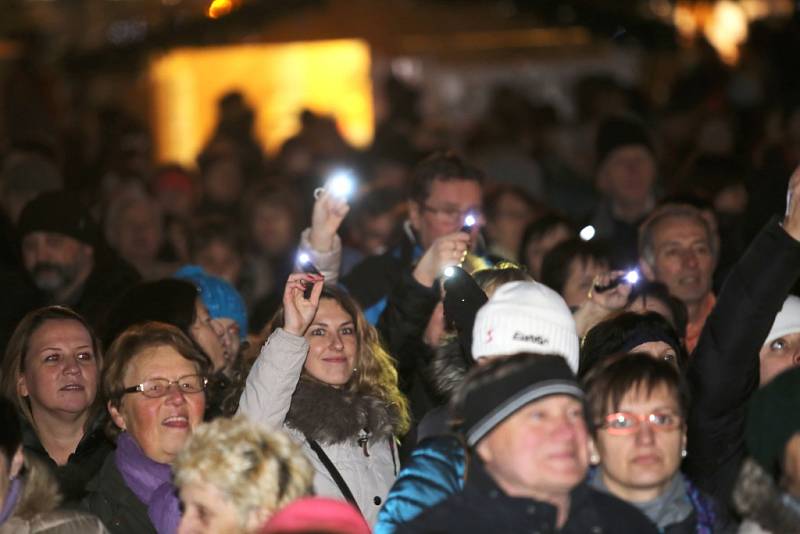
285, 377, 400, 445
426, 336, 472, 400
733, 457, 800, 533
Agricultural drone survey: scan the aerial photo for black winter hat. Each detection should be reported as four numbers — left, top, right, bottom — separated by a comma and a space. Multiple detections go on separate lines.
17, 191, 97, 247
457, 353, 583, 446
745, 366, 800, 479
595, 115, 654, 168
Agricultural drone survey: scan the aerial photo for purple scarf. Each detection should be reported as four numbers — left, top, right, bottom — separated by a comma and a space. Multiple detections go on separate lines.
0, 478, 22, 524
115, 432, 181, 534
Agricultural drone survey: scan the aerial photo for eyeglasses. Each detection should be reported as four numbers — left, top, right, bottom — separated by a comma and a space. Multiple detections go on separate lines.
421, 204, 482, 224
598, 411, 682, 435
120, 374, 207, 399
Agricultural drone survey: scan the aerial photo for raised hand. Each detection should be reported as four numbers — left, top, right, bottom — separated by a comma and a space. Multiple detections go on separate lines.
784, 164, 800, 241
309, 189, 350, 252
282, 273, 324, 336
412, 231, 472, 287
588, 270, 634, 311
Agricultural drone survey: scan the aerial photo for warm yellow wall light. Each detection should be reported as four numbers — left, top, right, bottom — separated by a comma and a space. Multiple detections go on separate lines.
149, 39, 373, 166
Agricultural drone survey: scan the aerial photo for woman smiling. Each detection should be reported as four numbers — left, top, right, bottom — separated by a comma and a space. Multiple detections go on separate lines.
238, 274, 409, 525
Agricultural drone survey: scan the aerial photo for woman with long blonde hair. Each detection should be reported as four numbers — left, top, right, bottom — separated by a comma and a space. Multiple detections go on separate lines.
238, 274, 409, 526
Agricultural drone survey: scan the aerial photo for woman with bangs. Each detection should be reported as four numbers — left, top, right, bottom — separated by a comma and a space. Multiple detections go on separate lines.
582, 353, 732, 532
0, 306, 111, 504
238, 273, 410, 526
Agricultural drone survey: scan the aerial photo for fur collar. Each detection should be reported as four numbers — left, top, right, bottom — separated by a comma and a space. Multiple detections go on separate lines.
733, 457, 800, 533
285, 377, 398, 445
427, 336, 471, 399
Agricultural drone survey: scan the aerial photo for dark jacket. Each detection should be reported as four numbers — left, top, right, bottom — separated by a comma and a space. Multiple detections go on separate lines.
397, 459, 658, 534
80, 453, 156, 534
685, 217, 800, 508
21, 415, 113, 505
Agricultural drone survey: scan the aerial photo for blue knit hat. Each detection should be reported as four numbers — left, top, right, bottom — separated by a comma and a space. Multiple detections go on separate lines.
174, 265, 248, 338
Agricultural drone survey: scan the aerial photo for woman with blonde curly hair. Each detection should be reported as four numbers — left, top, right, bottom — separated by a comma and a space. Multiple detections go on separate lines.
174, 416, 313, 533
238, 274, 410, 525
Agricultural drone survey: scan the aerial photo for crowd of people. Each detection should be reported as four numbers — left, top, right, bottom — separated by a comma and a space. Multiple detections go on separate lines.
2, 59, 800, 533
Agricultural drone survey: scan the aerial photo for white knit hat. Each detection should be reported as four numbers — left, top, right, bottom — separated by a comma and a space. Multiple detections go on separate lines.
471, 281, 580, 372
765, 296, 800, 346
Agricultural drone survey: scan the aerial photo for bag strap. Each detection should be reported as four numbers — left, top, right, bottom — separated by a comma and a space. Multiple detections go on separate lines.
306, 437, 363, 515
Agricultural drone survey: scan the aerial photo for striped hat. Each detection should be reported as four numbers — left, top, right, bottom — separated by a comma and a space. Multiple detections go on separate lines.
458, 353, 583, 447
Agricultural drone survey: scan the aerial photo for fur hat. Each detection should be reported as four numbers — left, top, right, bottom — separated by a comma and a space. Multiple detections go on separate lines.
471, 281, 579, 372
764, 295, 800, 346
175, 265, 248, 338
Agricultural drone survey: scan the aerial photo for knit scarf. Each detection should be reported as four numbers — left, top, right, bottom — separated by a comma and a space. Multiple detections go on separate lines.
115, 432, 180, 534
0, 478, 22, 524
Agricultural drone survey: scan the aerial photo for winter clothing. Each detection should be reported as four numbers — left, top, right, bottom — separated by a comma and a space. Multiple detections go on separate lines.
471, 281, 580, 372
764, 295, 800, 346
744, 365, 800, 477
595, 115, 655, 168
261, 497, 370, 534
397, 458, 658, 534
114, 433, 180, 534
175, 264, 248, 338
733, 458, 800, 534
589, 470, 729, 533
685, 217, 800, 508
20, 414, 113, 505
458, 354, 582, 446
238, 328, 401, 525
17, 191, 97, 247
81, 451, 156, 534
374, 435, 464, 534
0, 457, 108, 534
686, 293, 716, 354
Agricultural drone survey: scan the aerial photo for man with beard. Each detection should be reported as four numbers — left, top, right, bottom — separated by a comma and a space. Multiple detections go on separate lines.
9, 191, 140, 340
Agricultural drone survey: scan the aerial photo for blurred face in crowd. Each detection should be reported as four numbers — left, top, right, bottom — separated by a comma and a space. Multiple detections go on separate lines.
178, 481, 245, 534
251, 201, 295, 257
215, 317, 242, 368
409, 178, 482, 250
597, 145, 656, 209
303, 298, 357, 387
195, 239, 242, 286
22, 232, 94, 300
759, 333, 800, 386
114, 201, 163, 265
593, 383, 685, 502
109, 345, 205, 464
626, 296, 677, 333
203, 159, 243, 207
486, 191, 535, 261
477, 395, 588, 501
562, 256, 608, 309
352, 212, 397, 256
17, 319, 97, 424
641, 216, 716, 308
191, 299, 228, 373
525, 224, 572, 280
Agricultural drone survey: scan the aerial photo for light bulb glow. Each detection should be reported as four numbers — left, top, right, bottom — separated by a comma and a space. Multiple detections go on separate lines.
326, 170, 356, 199
579, 225, 596, 241
298, 252, 311, 265
624, 270, 640, 285
443, 266, 456, 278
463, 214, 476, 228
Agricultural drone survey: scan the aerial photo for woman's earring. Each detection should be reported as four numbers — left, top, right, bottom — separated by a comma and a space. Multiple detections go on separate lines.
681, 449, 687, 458
590, 452, 600, 465
352, 367, 358, 373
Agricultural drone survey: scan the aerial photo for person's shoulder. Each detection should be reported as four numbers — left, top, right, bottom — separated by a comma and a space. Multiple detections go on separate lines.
396, 492, 471, 534
580, 485, 659, 532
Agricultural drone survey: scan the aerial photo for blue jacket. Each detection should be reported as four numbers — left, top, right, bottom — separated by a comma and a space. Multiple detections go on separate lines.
374, 435, 465, 534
